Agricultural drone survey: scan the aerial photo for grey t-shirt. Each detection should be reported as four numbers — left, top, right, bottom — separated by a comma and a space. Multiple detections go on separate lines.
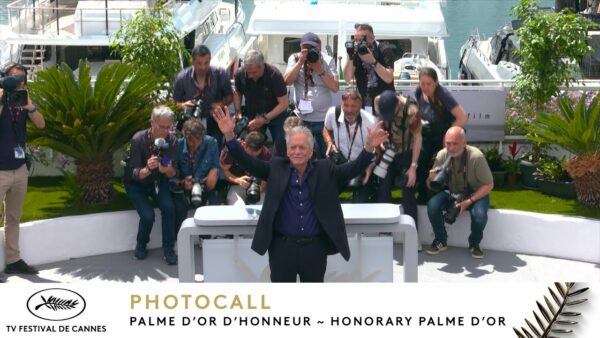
286, 52, 337, 122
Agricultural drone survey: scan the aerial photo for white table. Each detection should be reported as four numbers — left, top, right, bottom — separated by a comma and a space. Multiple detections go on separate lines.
177, 203, 418, 282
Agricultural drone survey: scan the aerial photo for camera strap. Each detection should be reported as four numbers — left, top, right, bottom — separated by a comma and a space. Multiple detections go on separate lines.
9, 106, 25, 147
188, 137, 212, 178
344, 115, 362, 160
450, 150, 469, 196
303, 62, 314, 100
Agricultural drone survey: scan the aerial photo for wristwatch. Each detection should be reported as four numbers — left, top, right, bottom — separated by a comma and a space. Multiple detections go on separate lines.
371, 60, 378, 67
318, 70, 326, 77
260, 114, 270, 124
410, 162, 418, 168
28, 106, 37, 114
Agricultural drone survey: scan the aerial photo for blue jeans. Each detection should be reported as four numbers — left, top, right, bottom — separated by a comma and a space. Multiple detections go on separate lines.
303, 120, 326, 159
125, 178, 176, 250
427, 191, 489, 246
264, 114, 286, 144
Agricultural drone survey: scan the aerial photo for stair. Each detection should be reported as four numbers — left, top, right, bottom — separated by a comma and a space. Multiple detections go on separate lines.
18, 45, 46, 80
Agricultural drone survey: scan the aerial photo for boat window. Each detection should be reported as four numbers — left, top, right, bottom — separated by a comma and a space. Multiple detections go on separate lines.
283, 37, 301, 63
380, 39, 412, 61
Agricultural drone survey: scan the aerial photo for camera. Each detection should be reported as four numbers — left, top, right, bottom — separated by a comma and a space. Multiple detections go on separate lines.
246, 177, 261, 204
356, 36, 370, 55
430, 156, 452, 192
306, 48, 320, 63
190, 179, 206, 208
184, 96, 204, 119
374, 142, 396, 179
0, 75, 28, 106
328, 148, 348, 165
234, 116, 249, 138
347, 176, 362, 188
152, 138, 171, 167
443, 193, 464, 224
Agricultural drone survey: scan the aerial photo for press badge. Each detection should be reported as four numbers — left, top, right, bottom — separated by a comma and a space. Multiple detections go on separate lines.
14, 146, 26, 159
298, 99, 314, 114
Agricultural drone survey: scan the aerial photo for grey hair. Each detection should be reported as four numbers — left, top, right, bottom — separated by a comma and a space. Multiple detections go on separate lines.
244, 50, 265, 66
286, 126, 315, 149
151, 105, 175, 121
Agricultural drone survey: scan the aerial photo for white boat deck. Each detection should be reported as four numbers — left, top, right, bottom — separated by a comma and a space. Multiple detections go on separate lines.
5, 244, 599, 283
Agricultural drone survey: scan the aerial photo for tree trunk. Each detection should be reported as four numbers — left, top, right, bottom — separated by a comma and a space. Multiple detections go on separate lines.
572, 171, 600, 208
75, 155, 114, 204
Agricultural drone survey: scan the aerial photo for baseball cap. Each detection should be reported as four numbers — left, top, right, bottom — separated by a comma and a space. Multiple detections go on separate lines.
301, 32, 321, 47
378, 90, 398, 122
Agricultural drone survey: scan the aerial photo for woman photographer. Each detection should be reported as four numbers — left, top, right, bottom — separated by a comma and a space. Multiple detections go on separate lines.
172, 118, 221, 235
373, 90, 421, 233
415, 67, 467, 203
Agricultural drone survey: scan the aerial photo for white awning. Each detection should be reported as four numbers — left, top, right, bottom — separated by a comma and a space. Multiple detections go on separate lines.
247, 2, 448, 37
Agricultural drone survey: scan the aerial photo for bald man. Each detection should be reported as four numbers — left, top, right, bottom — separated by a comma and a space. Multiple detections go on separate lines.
425, 127, 493, 258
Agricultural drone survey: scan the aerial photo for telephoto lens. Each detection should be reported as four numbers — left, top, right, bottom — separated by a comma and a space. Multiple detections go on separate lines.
246, 177, 261, 204
190, 180, 204, 208
357, 37, 370, 55
374, 143, 396, 179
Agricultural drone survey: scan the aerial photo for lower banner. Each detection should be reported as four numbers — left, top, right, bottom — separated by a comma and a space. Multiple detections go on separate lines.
0, 283, 597, 337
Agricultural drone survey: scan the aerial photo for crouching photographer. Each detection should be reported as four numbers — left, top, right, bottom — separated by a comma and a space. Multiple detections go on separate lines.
425, 127, 493, 259
220, 131, 271, 205
373, 90, 421, 231
323, 89, 377, 202
172, 118, 221, 235
123, 106, 178, 265
1, 63, 45, 278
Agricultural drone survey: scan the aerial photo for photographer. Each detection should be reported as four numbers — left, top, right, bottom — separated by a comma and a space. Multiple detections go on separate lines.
425, 127, 493, 259
323, 88, 377, 202
342, 23, 394, 112
415, 67, 468, 203
233, 50, 288, 143
220, 131, 271, 206
373, 91, 421, 231
173, 45, 233, 147
284, 32, 339, 157
172, 118, 221, 235
123, 106, 178, 265
1, 63, 44, 277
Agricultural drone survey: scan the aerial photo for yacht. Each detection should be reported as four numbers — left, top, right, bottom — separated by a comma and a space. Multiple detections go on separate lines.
2, 0, 246, 79
238, 0, 449, 81
458, 21, 521, 82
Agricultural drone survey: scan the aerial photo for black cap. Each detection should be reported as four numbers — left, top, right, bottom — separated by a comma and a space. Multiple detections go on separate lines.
378, 90, 398, 122
301, 32, 321, 47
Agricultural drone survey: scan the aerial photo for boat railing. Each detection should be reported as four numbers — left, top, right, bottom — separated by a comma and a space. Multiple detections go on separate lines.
5, 0, 188, 36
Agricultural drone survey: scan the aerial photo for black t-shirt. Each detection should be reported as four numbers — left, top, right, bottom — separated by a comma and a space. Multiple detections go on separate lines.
234, 63, 288, 120
353, 41, 395, 105
0, 105, 28, 170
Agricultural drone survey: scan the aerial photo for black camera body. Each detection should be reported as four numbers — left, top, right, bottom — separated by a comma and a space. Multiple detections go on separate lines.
246, 177, 261, 204
329, 148, 348, 165
443, 193, 464, 224
184, 96, 204, 119
234, 116, 249, 139
306, 48, 320, 63
430, 156, 452, 192
0, 75, 28, 106
345, 36, 370, 60
151, 138, 171, 167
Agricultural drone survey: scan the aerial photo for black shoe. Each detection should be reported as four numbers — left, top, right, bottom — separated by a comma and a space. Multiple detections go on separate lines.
164, 250, 178, 265
469, 244, 484, 259
4, 259, 38, 274
426, 240, 448, 255
0, 272, 6, 282
134, 243, 148, 260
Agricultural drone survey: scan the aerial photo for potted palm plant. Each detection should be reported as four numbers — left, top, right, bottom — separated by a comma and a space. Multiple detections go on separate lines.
528, 93, 600, 208
533, 157, 576, 199
483, 146, 506, 187
27, 61, 159, 204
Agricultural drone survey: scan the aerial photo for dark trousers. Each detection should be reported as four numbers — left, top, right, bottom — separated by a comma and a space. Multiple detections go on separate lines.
124, 178, 175, 250
173, 190, 221, 236
268, 234, 328, 283
377, 152, 418, 229
416, 135, 444, 201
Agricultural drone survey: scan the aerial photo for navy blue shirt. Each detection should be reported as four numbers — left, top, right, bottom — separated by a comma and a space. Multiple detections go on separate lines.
0, 105, 28, 170
274, 162, 322, 237
172, 66, 233, 118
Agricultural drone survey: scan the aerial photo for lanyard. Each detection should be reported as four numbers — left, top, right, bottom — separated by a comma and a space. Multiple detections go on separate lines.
9, 105, 25, 147
194, 71, 210, 98
343, 118, 362, 160
303, 64, 314, 100
450, 150, 469, 196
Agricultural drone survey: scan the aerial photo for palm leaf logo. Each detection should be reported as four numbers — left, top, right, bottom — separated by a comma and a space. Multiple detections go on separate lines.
513, 282, 589, 338
34, 295, 80, 311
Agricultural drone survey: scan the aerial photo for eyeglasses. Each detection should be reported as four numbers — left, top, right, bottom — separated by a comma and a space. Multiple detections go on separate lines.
245, 207, 261, 219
